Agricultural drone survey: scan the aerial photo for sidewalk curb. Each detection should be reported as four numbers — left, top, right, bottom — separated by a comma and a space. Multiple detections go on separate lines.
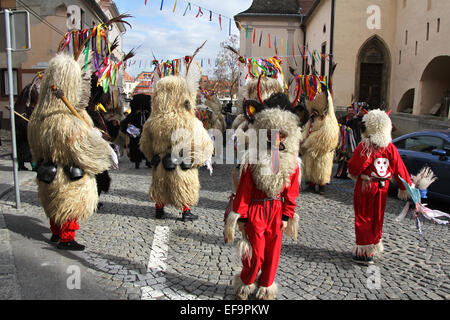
0, 208, 22, 300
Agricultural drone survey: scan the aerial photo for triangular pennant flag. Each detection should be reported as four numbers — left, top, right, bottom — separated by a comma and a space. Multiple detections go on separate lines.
172, 0, 177, 12
183, 2, 191, 16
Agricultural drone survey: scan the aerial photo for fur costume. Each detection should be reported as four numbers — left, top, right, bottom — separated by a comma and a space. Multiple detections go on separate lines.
347, 109, 411, 264
139, 59, 214, 218
28, 54, 113, 248
300, 90, 340, 193
204, 95, 227, 133
225, 84, 309, 300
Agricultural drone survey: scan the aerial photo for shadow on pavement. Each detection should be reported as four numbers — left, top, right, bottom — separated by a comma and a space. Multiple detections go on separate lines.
282, 243, 355, 271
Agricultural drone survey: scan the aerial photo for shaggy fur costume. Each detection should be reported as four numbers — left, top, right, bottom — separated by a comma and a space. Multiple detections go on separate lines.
204, 95, 227, 133
28, 54, 112, 228
140, 62, 214, 210
301, 91, 339, 187
347, 109, 411, 260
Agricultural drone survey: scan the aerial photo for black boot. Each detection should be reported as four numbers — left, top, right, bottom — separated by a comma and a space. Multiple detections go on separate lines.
57, 240, 85, 251
306, 183, 316, 192
318, 185, 326, 195
155, 207, 165, 219
352, 254, 374, 265
181, 210, 198, 222
50, 234, 60, 243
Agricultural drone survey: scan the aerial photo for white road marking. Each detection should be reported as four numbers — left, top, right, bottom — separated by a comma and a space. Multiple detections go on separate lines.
141, 226, 196, 300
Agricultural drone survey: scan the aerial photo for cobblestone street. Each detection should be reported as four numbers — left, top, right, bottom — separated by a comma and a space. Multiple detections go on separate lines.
0, 130, 449, 300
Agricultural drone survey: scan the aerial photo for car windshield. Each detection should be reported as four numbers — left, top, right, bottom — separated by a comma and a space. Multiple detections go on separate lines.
395, 135, 444, 153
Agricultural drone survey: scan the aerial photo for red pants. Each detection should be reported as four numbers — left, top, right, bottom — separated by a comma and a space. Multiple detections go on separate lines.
241, 199, 283, 288
156, 203, 190, 211
353, 180, 388, 246
50, 219, 79, 243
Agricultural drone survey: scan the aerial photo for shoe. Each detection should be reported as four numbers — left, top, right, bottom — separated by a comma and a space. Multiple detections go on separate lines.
181, 210, 198, 221
236, 292, 249, 300
135, 162, 140, 169
306, 183, 316, 192
318, 185, 325, 195
18, 166, 29, 171
57, 240, 85, 251
352, 254, 374, 265
155, 208, 165, 219
50, 234, 60, 243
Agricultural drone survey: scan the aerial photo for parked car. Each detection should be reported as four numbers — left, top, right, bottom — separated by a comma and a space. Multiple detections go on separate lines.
391, 130, 450, 202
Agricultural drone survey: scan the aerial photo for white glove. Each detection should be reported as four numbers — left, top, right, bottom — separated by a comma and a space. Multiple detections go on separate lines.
110, 145, 119, 170
205, 158, 213, 176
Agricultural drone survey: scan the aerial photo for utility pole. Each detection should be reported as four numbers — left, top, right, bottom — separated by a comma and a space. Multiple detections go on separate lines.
3, 9, 21, 209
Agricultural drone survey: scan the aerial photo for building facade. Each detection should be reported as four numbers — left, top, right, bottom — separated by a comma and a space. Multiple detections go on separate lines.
235, 0, 450, 122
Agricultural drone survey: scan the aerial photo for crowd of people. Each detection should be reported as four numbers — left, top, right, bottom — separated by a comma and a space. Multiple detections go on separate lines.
8, 36, 419, 300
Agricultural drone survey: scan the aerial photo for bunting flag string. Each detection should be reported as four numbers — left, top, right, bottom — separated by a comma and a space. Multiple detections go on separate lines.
141, 0, 335, 63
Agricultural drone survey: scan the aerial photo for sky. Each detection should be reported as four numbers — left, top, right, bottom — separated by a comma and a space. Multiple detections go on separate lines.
115, 0, 253, 78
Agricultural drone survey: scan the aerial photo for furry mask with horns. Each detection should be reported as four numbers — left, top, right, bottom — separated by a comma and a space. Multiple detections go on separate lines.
240, 76, 310, 197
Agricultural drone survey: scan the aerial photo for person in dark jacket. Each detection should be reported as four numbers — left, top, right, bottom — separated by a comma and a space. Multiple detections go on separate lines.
86, 75, 115, 203
14, 82, 39, 171
120, 94, 151, 169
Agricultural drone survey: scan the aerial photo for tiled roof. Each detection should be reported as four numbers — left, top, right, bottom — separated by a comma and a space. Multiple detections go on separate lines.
235, 0, 317, 17
124, 72, 134, 82
135, 81, 151, 88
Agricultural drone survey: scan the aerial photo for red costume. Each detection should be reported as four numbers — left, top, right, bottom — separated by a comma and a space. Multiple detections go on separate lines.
349, 143, 411, 247
347, 109, 411, 264
233, 164, 300, 291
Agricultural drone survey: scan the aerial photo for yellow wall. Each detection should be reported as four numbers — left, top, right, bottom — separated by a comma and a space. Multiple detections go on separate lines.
332, 0, 397, 107
391, 0, 450, 115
